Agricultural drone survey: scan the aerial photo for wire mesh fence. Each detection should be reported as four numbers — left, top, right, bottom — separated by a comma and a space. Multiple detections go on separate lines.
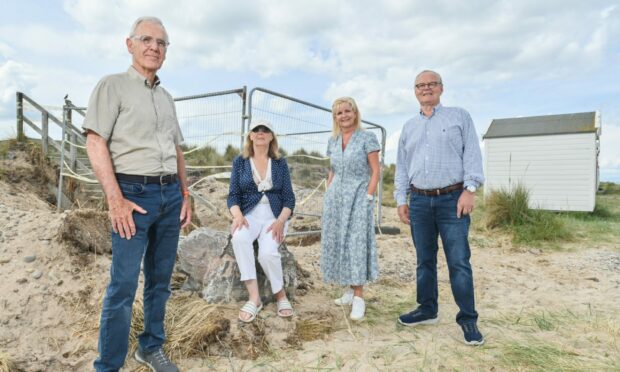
22, 86, 386, 236
248, 88, 386, 234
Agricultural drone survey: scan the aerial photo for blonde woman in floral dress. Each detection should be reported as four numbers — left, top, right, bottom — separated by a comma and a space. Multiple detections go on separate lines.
321, 97, 381, 321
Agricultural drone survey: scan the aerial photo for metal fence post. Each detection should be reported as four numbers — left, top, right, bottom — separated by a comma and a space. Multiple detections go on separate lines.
377, 127, 387, 224
240, 86, 247, 150
57, 106, 68, 212
41, 112, 49, 155
67, 109, 77, 170
16, 92, 24, 142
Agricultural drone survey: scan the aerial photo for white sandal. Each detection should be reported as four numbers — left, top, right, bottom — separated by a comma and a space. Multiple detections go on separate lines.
239, 301, 263, 323
276, 298, 294, 318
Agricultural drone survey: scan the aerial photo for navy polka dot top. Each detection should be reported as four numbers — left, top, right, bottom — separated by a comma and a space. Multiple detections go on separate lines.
227, 155, 296, 218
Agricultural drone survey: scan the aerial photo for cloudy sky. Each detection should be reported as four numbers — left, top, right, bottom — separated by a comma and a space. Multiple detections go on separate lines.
1, 0, 619, 181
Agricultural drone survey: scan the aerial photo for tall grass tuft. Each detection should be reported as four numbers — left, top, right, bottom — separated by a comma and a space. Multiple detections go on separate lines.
485, 183, 572, 245
0, 352, 18, 372
485, 183, 531, 228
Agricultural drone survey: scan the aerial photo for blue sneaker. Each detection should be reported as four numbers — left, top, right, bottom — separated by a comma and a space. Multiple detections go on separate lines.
135, 348, 179, 372
461, 323, 485, 346
397, 309, 438, 326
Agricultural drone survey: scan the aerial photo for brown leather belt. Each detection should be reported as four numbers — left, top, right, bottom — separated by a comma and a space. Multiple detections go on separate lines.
116, 173, 178, 185
411, 182, 463, 196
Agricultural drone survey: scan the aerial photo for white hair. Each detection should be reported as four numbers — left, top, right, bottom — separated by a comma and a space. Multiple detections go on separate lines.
129, 16, 168, 41
415, 70, 442, 83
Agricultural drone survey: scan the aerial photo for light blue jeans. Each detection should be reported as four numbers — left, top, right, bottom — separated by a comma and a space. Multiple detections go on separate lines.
94, 180, 182, 372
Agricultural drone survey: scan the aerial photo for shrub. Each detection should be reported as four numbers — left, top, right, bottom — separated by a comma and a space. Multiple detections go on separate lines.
485, 183, 530, 228
485, 183, 572, 245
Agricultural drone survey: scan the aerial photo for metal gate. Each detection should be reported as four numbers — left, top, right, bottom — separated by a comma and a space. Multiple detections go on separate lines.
248, 88, 387, 235
19, 86, 387, 237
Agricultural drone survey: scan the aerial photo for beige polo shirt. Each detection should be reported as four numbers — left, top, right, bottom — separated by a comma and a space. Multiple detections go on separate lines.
82, 66, 184, 176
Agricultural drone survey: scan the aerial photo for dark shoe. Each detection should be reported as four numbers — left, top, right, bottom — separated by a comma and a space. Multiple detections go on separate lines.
135, 348, 179, 372
397, 309, 438, 326
461, 323, 485, 346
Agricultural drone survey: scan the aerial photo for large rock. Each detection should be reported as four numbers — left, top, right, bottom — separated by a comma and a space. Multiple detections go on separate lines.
177, 227, 298, 304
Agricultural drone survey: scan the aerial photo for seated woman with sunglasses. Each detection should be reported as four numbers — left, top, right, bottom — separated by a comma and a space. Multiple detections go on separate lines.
227, 119, 296, 322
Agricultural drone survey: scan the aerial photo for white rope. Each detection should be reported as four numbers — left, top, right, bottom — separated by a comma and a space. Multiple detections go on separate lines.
61, 160, 99, 183
63, 139, 86, 149
285, 154, 329, 161
298, 178, 326, 207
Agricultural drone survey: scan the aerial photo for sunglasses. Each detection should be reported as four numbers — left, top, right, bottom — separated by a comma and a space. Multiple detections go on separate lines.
252, 126, 271, 133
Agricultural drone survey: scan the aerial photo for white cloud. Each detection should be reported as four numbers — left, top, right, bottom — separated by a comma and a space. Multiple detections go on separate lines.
1, 0, 618, 181
600, 125, 620, 168
0, 60, 37, 116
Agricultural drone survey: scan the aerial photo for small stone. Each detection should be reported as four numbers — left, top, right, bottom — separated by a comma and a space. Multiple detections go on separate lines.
56, 280, 64, 286
17, 278, 27, 284
41, 240, 51, 246
24, 255, 36, 263
0, 257, 10, 264
32, 270, 43, 279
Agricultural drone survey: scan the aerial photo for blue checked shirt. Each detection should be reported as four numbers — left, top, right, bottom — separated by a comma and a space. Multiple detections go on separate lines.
394, 104, 484, 206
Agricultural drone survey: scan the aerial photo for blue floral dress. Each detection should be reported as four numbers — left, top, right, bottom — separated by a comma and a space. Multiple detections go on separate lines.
321, 129, 381, 285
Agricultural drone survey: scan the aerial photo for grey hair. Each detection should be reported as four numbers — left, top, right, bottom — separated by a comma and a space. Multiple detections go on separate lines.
129, 16, 168, 41
415, 70, 442, 83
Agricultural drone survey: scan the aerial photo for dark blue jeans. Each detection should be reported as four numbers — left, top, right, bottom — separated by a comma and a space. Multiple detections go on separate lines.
409, 189, 478, 325
94, 180, 182, 372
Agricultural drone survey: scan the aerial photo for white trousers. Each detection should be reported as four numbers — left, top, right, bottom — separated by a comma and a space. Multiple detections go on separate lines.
231, 203, 289, 294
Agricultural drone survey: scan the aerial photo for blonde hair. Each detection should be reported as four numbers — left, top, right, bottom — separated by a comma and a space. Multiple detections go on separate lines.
331, 97, 362, 138
242, 131, 281, 159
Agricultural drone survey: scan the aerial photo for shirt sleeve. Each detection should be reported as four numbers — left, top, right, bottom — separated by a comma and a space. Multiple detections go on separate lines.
364, 131, 381, 153
82, 76, 120, 139
169, 92, 184, 145
326, 137, 333, 157
279, 158, 296, 214
460, 110, 485, 188
227, 156, 242, 209
394, 126, 410, 206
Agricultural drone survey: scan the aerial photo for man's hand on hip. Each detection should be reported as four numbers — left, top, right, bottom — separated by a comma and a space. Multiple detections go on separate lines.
457, 190, 475, 218
107, 196, 147, 239
397, 204, 410, 225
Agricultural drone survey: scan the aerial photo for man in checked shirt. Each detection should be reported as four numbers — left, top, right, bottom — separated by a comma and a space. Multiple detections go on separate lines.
394, 70, 485, 345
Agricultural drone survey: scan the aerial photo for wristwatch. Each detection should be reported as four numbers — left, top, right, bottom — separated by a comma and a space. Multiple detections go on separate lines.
366, 194, 374, 201
465, 185, 477, 193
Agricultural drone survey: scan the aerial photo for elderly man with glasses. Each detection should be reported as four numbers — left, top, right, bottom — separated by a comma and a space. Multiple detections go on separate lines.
83, 16, 190, 372
394, 70, 485, 346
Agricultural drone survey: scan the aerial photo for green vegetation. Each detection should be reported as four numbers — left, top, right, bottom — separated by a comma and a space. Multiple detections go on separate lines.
485, 183, 573, 246
484, 182, 620, 247
381, 164, 396, 207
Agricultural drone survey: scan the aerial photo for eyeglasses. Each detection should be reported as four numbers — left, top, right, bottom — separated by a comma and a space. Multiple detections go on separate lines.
415, 81, 442, 90
252, 126, 271, 133
131, 35, 170, 49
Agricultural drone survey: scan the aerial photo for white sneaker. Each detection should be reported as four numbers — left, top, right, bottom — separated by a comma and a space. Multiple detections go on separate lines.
334, 288, 354, 305
350, 296, 365, 321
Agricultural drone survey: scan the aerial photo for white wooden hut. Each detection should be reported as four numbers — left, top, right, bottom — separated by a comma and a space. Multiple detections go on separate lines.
483, 111, 601, 212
